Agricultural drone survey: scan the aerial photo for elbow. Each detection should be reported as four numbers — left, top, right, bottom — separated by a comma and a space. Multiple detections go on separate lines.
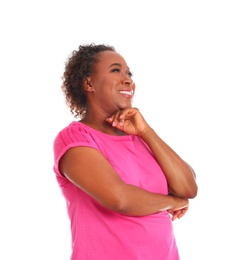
185, 184, 198, 199
183, 168, 198, 198
109, 198, 132, 215
170, 183, 198, 199
100, 194, 132, 215
187, 188, 198, 199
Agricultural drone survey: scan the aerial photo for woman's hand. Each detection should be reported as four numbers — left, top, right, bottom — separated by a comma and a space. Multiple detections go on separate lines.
168, 207, 189, 221
164, 195, 189, 221
106, 108, 149, 136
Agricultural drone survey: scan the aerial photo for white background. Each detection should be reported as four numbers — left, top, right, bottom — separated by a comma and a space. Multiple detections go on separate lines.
1, 0, 245, 259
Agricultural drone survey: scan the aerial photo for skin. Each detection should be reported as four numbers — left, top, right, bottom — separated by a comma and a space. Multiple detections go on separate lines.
60, 51, 198, 220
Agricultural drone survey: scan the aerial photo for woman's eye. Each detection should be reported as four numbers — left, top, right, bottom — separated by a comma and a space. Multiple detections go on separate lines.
111, 68, 120, 72
111, 68, 133, 77
128, 71, 133, 77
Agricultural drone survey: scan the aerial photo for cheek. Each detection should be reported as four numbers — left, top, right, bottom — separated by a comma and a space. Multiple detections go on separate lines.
98, 78, 118, 93
93, 75, 111, 88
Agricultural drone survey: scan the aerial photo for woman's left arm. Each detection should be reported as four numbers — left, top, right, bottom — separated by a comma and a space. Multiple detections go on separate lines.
106, 107, 198, 199
139, 126, 198, 199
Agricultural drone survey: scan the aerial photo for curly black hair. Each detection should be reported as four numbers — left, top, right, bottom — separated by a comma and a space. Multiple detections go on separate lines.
61, 43, 116, 119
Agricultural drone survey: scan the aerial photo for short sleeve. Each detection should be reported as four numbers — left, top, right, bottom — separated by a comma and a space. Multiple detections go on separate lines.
53, 122, 99, 176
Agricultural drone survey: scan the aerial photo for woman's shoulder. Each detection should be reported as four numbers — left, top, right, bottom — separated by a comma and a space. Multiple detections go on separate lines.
53, 121, 99, 160
54, 121, 91, 143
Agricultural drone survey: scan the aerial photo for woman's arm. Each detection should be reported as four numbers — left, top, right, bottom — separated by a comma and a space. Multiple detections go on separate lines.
106, 108, 198, 199
60, 146, 188, 219
139, 126, 198, 199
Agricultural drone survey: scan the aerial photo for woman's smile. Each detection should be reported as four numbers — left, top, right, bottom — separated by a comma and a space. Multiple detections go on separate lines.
119, 89, 134, 98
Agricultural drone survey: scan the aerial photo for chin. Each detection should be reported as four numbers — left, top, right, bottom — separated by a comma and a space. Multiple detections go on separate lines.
119, 103, 132, 109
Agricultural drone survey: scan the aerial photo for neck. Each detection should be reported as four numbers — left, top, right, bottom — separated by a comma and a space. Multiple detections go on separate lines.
80, 117, 126, 136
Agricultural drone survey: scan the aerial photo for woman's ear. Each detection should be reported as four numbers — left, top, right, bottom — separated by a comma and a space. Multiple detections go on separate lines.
83, 78, 94, 92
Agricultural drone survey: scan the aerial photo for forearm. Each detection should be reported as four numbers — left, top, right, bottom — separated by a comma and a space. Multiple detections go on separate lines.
105, 183, 187, 217
139, 126, 198, 199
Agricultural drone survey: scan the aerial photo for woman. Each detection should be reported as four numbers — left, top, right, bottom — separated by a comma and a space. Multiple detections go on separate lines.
53, 43, 198, 260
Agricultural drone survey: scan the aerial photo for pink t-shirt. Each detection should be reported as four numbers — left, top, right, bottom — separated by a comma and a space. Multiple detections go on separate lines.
53, 121, 179, 260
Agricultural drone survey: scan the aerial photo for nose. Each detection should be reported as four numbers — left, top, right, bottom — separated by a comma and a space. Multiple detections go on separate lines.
122, 74, 134, 88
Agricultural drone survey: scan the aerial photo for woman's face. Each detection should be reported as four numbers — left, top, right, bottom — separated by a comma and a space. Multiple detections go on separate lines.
87, 50, 135, 115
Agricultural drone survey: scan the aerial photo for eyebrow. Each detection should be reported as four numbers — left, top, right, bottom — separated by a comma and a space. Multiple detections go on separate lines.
109, 63, 130, 70
109, 63, 122, 68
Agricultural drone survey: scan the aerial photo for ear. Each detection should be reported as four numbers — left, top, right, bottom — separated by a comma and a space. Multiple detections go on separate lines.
83, 78, 94, 92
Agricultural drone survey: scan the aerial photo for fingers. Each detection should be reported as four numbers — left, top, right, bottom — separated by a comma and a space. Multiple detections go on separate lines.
106, 111, 124, 128
168, 207, 188, 221
106, 108, 147, 136
106, 108, 138, 128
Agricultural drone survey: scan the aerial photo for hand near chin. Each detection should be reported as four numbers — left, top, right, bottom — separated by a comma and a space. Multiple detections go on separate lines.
106, 108, 149, 136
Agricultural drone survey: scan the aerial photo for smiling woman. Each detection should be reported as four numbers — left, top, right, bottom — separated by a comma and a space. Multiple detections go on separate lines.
83, 50, 136, 126
52, 43, 198, 260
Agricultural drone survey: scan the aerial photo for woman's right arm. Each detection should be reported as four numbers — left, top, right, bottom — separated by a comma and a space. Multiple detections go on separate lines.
59, 146, 189, 219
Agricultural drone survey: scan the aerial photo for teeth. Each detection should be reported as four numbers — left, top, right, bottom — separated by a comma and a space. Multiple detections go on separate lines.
120, 90, 133, 95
